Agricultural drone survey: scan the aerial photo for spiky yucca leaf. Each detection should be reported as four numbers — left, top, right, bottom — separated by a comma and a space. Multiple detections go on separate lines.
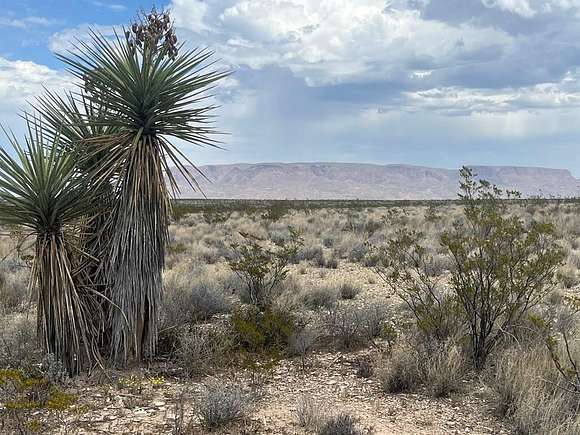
0, 125, 102, 373
56, 27, 228, 362
29, 91, 118, 170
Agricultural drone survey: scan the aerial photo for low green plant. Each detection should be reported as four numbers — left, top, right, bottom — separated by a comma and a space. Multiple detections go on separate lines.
231, 306, 296, 355
0, 369, 76, 434
230, 306, 298, 383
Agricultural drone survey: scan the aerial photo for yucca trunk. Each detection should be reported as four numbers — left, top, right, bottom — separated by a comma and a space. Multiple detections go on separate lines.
34, 232, 96, 374
108, 136, 170, 363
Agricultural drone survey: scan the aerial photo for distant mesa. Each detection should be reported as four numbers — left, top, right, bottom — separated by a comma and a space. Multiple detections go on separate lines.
170, 162, 579, 200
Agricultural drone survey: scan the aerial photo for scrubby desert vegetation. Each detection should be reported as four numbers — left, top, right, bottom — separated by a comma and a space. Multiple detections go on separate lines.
3, 172, 580, 433
1, 6, 580, 435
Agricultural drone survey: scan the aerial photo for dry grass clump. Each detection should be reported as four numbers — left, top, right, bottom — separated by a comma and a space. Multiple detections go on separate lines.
339, 282, 361, 300
423, 341, 466, 397
377, 339, 422, 394
0, 315, 42, 373
317, 413, 365, 435
197, 380, 249, 429
300, 286, 339, 310
295, 396, 367, 435
295, 395, 326, 430
492, 343, 580, 434
378, 335, 466, 397
175, 326, 232, 378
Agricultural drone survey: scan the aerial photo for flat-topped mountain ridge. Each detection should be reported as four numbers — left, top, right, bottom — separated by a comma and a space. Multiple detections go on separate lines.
171, 162, 579, 199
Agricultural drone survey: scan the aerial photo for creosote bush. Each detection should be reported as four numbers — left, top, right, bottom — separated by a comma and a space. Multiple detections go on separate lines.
228, 230, 302, 307
230, 305, 297, 356
375, 167, 564, 368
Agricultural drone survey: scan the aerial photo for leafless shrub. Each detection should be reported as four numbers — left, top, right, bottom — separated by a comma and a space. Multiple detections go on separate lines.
288, 324, 320, 361
162, 280, 231, 326
296, 246, 325, 265
0, 315, 41, 373
354, 356, 374, 379
0, 264, 29, 313
176, 326, 232, 378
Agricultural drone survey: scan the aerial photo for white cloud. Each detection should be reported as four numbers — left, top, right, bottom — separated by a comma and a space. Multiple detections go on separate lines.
49, 24, 119, 54
481, 0, 536, 17
397, 70, 580, 115
0, 16, 57, 29
482, 0, 580, 16
171, 0, 513, 86
92, 1, 126, 12
0, 57, 70, 112
171, 0, 210, 32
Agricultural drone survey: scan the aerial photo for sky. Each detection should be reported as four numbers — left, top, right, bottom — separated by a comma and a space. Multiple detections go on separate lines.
1, 1, 580, 174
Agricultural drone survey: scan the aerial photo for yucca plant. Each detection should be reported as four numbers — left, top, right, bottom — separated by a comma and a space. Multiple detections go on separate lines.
0, 123, 102, 373
56, 9, 229, 363
28, 92, 119, 352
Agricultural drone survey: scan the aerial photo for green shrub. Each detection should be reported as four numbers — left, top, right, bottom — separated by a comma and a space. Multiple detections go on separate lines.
230, 306, 297, 355
375, 167, 564, 368
374, 229, 464, 344
228, 230, 302, 307
441, 168, 564, 367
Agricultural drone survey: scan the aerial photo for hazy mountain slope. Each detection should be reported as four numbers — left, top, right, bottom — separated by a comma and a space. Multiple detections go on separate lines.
171, 163, 580, 199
